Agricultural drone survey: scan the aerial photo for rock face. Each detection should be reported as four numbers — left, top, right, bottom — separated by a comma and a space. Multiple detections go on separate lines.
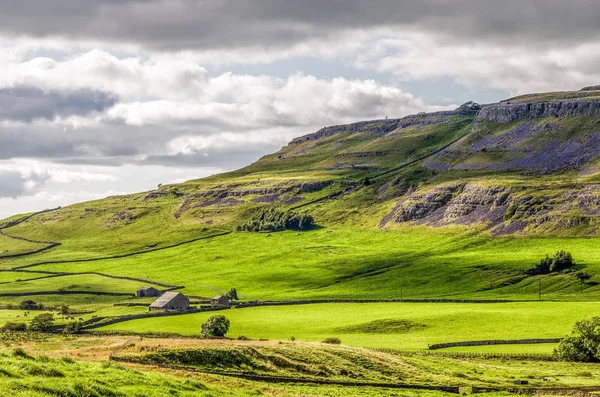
476, 99, 600, 123
383, 182, 600, 235
290, 119, 400, 145
290, 110, 461, 145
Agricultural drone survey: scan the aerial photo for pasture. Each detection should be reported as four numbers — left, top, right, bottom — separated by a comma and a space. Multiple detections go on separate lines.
99, 301, 599, 349
16, 227, 600, 301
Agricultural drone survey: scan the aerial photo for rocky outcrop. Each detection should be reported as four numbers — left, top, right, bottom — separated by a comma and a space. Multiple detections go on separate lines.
476, 99, 600, 123
443, 185, 510, 223
383, 181, 600, 235
395, 110, 459, 129
290, 110, 461, 145
392, 184, 463, 222
290, 119, 400, 145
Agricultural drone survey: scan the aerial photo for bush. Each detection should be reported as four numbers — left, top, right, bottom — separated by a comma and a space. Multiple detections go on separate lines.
0, 322, 27, 332
527, 251, 575, 275
201, 315, 230, 338
29, 313, 54, 332
236, 208, 314, 232
555, 317, 600, 362
224, 288, 239, 300
322, 337, 341, 345
63, 321, 83, 334
19, 300, 42, 310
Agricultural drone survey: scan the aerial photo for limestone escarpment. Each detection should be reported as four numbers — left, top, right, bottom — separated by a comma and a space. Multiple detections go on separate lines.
289, 110, 460, 145
476, 99, 600, 123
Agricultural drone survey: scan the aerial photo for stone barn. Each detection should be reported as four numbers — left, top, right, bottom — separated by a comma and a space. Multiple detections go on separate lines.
149, 292, 189, 311
211, 295, 231, 307
136, 286, 161, 298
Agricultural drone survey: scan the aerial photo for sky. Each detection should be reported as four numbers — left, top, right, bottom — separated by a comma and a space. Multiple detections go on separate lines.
2, 0, 600, 218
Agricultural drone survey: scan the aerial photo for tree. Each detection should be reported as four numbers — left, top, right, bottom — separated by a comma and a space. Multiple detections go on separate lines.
574, 272, 592, 293
201, 315, 230, 338
29, 313, 55, 332
237, 208, 314, 232
555, 317, 600, 362
224, 288, 239, 301
58, 305, 70, 319
527, 251, 575, 275
550, 250, 574, 272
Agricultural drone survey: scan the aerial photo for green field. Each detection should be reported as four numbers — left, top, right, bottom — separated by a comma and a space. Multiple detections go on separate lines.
100, 301, 598, 349
12, 227, 600, 301
0, 233, 47, 258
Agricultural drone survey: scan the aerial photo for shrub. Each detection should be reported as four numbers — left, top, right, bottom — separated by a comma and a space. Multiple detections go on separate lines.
63, 321, 83, 334
236, 208, 314, 232
29, 313, 55, 332
555, 317, 600, 362
527, 251, 575, 275
224, 288, 239, 300
201, 315, 230, 338
0, 322, 27, 332
19, 300, 42, 310
322, 337, 341, 345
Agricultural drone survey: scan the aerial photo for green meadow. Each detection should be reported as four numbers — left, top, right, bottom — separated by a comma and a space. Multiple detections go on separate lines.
17, 227, 600, 301
100, 301, 599, 349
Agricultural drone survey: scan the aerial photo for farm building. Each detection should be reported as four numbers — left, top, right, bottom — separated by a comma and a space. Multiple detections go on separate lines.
136, 286, 161, 297
149, 292, 189, 311
211, 295, 231, 307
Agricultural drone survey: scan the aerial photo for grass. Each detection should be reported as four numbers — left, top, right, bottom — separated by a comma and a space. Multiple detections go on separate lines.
0, 233, 47, 258
111, 340, 600, 389
99, 301, 599, 349
0, 274, 159, 295
18, 227, 600, 301
0, 349, 261, 396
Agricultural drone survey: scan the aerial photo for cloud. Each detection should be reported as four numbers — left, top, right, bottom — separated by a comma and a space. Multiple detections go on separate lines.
0, 49, 446, 168
0, 170, 48, 198
0, 85, 116, 122
0, 1, 597, 52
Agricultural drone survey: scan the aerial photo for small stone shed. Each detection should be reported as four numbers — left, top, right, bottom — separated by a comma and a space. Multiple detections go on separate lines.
149, 292, 189, 311
136, 286, 161, 298
211, 295, 231, 307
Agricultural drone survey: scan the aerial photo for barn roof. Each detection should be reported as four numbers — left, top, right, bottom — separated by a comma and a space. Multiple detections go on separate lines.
149, 291, 185, 308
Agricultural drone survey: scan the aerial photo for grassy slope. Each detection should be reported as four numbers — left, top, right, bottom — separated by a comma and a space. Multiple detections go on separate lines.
21, 227, 600, 300
100, 301, 600, 349
1, 89, 600, 315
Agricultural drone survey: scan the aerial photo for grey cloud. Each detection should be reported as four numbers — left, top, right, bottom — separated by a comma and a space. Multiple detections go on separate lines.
0, 86, 117, 122
0, 170, 48, 198
0, 1, 597, 50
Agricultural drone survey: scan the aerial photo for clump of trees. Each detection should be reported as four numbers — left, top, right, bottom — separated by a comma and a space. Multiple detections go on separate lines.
322, 337, 342, 345
236, 208, 314, 232
555, 317, 600, 362
18, 300, 44, 310
527, 251, 575, 275
456, 101, 482, 115
1, 313, 55, 333
201, 315, 230, 338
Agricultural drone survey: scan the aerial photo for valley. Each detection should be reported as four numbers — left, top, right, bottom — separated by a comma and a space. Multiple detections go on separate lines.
3, 88, 600, 395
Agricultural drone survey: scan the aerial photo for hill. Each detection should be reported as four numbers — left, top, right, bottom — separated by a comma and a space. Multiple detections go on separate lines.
3, 87, 600, 302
